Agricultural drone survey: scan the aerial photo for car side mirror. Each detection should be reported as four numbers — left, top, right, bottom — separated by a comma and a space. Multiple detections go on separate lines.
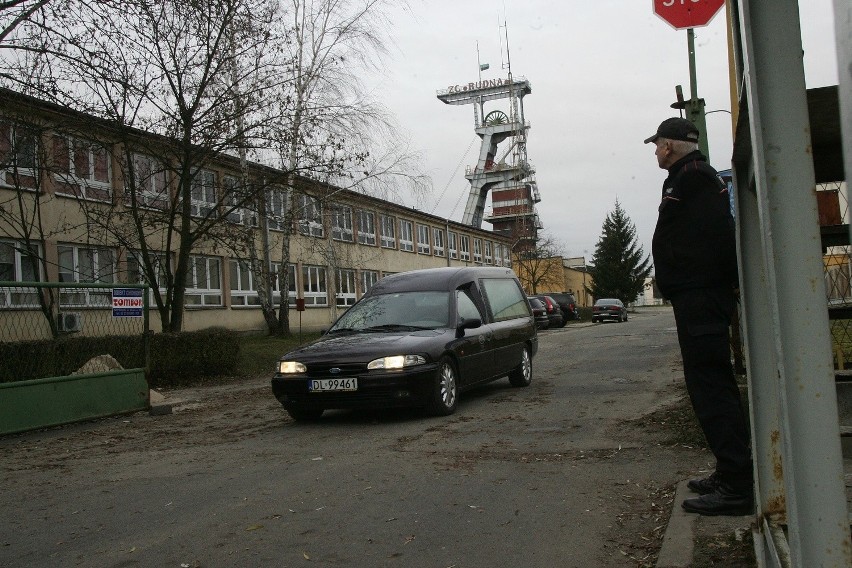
456, 317, 482, 336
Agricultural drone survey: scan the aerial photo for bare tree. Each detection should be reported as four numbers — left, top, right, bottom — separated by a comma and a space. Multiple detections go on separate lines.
1, 0, 292, 331
513, 232, 565, 295
234, 0, 429, 335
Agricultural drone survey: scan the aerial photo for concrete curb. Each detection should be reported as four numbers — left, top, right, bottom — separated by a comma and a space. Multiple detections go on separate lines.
657, 480, 696, 568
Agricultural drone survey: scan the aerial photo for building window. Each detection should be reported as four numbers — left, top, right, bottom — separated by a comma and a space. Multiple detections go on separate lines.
380, 214, 396, 249
433, 228, 445, 257
0, 121, 38, 189
484, 241, 493, 265
357, 210, 376, 246
266, 186, 288, 231
53, 134, 111, 200
460, 235, 470, 261
360, 270, 379, 295
185, 255, 222, 306
0, 240, 41, 307
398, 219, 414, 252
331, 204, 354, 242
224, 175, 258, 227
127, 153, 168, 209
230, 259, 262, 306
473, 238, 482, 264
272, 262, 297, 299
57, 244, 115, 306
336, 268, 357, 307
126, 251, 169, 290
296, 193, 323, 237
448, 231, 458, 260
503, 244, 512, 267
494, 243, 503, 266
0, 240, 40, 282
302, 265, 328, 306
190, 169, 216, 218
417, 224, 431, 254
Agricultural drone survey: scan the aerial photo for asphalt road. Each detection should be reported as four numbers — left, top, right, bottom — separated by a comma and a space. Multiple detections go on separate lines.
1, 306, 709, 568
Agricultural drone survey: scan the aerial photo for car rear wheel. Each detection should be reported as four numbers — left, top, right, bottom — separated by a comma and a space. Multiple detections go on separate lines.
427, 357, 458, 416
508, 346, 532, 387
285, 405, 324, 421
559, 311, 568, 327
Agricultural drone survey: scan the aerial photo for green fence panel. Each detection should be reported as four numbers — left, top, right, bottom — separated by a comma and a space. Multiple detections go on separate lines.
0, 369, 149, 435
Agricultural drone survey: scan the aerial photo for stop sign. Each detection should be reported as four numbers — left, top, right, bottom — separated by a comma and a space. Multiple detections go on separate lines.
653, 0, 725, 30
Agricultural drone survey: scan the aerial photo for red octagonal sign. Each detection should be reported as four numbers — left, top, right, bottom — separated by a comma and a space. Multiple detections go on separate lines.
653, 0, 725, 30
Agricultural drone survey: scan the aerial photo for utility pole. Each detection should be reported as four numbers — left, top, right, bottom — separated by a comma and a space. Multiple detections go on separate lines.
671, 29, 710, 160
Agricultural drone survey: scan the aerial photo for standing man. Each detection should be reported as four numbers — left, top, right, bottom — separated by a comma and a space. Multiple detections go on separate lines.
645, 117, 753, 516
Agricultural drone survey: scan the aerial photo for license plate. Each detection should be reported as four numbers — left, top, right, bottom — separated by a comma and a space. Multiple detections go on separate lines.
309, 378, 358, 392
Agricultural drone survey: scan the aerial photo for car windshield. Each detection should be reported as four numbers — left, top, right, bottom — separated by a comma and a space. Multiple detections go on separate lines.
595, 299, 619, 305
329, 291, 451, 332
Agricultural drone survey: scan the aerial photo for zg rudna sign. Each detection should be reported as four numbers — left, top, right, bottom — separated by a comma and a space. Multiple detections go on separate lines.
112, 288, 143, 318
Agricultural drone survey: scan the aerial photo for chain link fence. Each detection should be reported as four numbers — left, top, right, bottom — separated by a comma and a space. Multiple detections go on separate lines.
0, 282, 149, 382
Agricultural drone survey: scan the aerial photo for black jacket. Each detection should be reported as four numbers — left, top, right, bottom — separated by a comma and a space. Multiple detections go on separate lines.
652, 151, 738, 298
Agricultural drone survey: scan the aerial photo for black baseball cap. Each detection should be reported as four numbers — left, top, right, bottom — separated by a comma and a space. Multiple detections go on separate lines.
644, 117, 700, 144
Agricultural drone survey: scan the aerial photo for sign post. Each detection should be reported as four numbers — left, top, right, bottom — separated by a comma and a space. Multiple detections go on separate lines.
652, 0, 725, 160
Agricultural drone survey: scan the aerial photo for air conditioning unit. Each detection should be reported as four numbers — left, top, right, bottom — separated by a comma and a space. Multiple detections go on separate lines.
57, 312, 83, 333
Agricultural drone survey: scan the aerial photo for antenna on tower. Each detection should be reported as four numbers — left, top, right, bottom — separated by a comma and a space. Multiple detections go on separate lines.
500, 18, 512, 79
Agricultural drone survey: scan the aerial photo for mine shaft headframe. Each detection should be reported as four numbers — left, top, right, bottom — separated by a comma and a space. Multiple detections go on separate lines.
436, 76, 532, 106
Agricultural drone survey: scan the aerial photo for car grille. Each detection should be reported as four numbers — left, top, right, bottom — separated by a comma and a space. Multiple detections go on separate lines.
305, 363, 366, 378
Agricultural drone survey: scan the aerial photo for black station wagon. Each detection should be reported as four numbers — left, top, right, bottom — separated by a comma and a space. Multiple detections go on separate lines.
271, 266, 538, 421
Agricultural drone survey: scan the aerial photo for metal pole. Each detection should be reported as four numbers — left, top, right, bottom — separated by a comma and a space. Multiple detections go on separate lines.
736, 0, 850, 564
687, 28, 710, 160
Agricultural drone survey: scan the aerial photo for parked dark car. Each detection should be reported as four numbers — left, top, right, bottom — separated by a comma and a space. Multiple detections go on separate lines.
271, 267, 538, 421
531, 295, 564, 328
591, 298, 628, 323
527, 296, 550, 330
547, 292, 579, 325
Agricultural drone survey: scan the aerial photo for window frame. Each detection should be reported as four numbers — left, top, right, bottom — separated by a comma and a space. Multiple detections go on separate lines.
0, 120, 39, 188
0, 239, 42, 308
224, 175, 258, 227
190, 168, 217, 218
473, 238, 483, 264
448, 231, 458, 260
53, 133, 112, 201
380, 214, 396, 248
360, 269, 379, 296
127, 153, 169, 210
398, 219, 414, 252
417, 224, 431, 255
57, 243, 116, 307
460, 235, 471, 261
302, 264, 328, 306
433, 228, 445, 257
335, 268, 357, 307
331, 204, 354, 242
296, 193, 324, 237
185, 255, 222, 307
357, 210, 377, 246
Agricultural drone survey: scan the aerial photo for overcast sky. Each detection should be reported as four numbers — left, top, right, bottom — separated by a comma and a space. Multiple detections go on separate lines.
372, 1, 840, 266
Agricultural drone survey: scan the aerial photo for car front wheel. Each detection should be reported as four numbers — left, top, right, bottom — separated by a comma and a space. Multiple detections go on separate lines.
508, 346, 532, 387
427, 357, 458, 416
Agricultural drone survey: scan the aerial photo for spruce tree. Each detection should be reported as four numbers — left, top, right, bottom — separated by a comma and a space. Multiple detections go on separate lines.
588, 200, 652, 303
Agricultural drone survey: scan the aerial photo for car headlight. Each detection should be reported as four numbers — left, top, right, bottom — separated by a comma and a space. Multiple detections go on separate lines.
367, 355, 427, 370
278, 361, 307, 374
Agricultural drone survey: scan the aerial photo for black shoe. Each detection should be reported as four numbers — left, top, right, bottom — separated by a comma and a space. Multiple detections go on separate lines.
687, 471, 721, 495
682, 485, 754, 517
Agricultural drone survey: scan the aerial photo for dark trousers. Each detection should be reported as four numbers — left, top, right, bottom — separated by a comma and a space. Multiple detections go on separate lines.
669, 287, 752, 489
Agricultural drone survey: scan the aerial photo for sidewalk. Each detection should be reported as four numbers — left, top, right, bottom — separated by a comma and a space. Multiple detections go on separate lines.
657, 480, 754, 567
